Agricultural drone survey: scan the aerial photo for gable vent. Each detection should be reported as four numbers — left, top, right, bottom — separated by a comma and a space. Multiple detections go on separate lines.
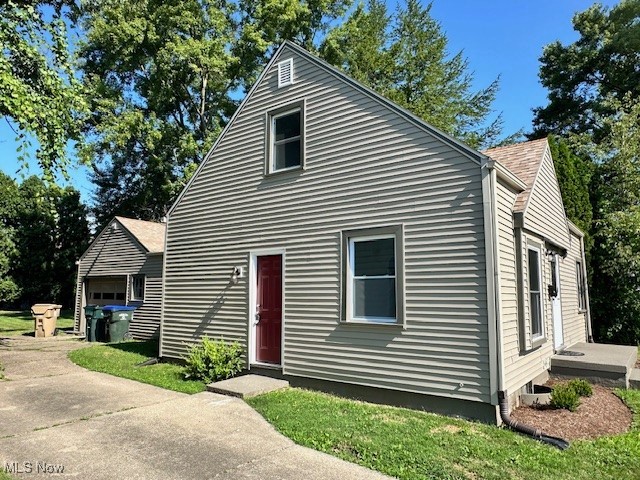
278, 58, 294, 88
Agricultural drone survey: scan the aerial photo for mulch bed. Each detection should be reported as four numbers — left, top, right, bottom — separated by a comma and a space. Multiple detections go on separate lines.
510, 385, 632, 441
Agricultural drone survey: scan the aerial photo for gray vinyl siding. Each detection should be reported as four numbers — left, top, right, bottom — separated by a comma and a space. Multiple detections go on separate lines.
523, 149, 570, 250
163, 45, 491, 403
496, 180, 554, 396
560, 231, 588, 347
495, 180, 520, 388
505, 229, 554, 395
127, 254, 163, 339
73, 224, 162, 340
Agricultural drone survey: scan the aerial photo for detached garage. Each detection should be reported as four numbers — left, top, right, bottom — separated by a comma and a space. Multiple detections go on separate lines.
73, 216, 166, 340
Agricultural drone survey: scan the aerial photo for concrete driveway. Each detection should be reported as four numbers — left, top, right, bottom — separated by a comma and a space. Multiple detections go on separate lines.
0, 337, 390, 479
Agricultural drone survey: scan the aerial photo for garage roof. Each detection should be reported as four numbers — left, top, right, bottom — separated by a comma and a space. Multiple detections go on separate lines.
115, 217, 166, 253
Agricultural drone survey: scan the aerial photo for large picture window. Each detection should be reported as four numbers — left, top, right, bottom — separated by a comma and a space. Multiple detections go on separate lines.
342, 226, 404, 325
527, 246, 544, 339
267, 102, 304, 173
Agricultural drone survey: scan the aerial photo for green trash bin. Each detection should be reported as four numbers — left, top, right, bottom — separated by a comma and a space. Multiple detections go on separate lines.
102, 305, 135, 342
83, 305, 105, 342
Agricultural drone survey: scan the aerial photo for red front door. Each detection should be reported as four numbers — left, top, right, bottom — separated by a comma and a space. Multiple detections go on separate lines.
256, 255, 282, 364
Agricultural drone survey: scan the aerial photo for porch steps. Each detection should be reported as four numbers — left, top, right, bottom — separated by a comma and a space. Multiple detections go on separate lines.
630, 369, 640, 389
550, 342, 638, 388
207, 374, 289, 399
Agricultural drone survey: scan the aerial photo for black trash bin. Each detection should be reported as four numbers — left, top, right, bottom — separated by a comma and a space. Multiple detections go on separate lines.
102, 305, 136, 342
83, 305, 105, 342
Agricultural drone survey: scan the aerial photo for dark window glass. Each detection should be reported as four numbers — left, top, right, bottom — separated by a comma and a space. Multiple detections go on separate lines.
103, 292, 115, 300
531, 292, 542, 336
274, 111, 300, 140
354, 238, 395, 276
577, 262, 587, 310
528, 250, 540, 291
275, 140, 301, 170
354, 278, 396, 318
92, 292, 101, 300
115, 292, 125, 301
550, 258, 557, 293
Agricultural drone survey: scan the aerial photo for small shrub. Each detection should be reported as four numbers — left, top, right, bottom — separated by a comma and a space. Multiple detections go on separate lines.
568, 378, 593, 397
550, 383, 580, 411
183, 336, 244, 383
0, 361, 4, 380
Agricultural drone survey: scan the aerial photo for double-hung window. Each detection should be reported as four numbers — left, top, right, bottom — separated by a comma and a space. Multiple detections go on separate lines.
268, 103, 304, 173
576, 261, 587, 311
342, 226, 404, 324
527, 246, 544, 340
131, 275, 145, 301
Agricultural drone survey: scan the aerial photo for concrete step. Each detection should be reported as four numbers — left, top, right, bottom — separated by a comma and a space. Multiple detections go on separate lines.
630, 369, 640, 389
550, 342, 637, 388
207, 374, 289, 399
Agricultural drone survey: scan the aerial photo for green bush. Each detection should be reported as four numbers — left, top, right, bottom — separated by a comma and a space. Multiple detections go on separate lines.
550, 383, 580, 411
568, 378, 593, 397
183, 336, 244, 383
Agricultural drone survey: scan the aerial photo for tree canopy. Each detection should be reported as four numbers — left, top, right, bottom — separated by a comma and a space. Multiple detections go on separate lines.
321, 0, 502, 149
0, 0, 87, 181
532, 1, 640, 344
587, 96, 640, 344
0, 173, 89, 308
79, 0, 350, 226
533, 0, 640, 141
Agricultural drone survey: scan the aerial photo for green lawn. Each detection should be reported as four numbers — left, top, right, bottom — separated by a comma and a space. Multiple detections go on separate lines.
65, 339, 640, 478
248, 388, 640, 480
0, 310, 75, 337
0, 470, 13, 480
68, 340, 206, 394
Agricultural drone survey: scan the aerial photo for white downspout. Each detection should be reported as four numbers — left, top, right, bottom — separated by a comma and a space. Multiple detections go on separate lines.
482, 159, 505, 412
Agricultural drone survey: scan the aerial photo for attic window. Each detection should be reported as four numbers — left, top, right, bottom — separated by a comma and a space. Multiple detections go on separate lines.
278, 58, 294, 88
266, 100, 305, 174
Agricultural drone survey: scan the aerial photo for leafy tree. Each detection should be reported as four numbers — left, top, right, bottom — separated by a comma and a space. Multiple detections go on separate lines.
320, 0, 502, 148
79, 0, 350, 227
0, 173, 20, 305
0, 0, 87, 181
12, 176, 58, 305
548, 135, 593, 255
55, 187, 89, 308
3, 176, 88, 308
533, 0, 640, 142
587, 96, 640, 344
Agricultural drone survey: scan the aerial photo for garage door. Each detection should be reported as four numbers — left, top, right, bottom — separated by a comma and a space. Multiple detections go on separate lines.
86, 277, 127, 306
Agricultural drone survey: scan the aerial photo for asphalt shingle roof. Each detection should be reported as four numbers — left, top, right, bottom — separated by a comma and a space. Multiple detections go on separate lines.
115, 216, 166, 253
482, 138, 549, 212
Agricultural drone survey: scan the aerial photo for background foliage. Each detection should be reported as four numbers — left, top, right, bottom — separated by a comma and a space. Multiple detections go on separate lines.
0, 173, 89, 308
535, 0, 640, 344
0, 0, 87, 182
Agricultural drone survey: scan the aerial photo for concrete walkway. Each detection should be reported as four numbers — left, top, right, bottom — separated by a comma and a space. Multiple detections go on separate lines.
0, 337, 390, 479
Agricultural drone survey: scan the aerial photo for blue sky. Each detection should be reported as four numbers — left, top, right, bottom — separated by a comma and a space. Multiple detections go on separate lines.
0, 0, 619, 205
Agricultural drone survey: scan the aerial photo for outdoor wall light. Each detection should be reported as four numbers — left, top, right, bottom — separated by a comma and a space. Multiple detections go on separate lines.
230, 266, 245, 284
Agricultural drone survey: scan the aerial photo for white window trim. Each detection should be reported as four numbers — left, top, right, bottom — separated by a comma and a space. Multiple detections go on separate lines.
270, 108, 302, 173
130, 275, 145, 302
527, 245, 545, 341
347, 234, 397, 324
